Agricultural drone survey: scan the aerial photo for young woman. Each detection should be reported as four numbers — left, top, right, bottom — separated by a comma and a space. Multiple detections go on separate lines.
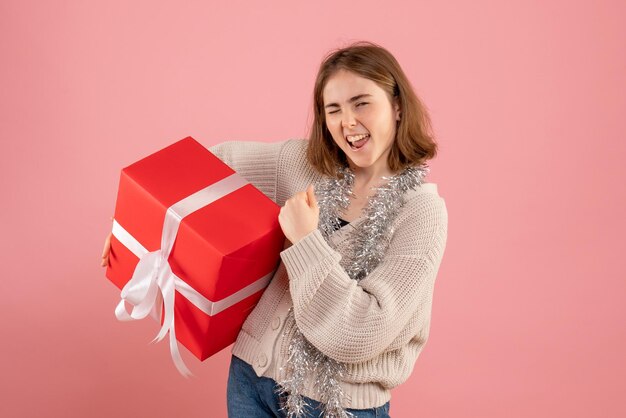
101, 41, 448, 418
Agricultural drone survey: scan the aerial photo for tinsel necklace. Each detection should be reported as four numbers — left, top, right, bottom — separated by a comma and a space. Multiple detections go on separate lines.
275, 162, 429, 418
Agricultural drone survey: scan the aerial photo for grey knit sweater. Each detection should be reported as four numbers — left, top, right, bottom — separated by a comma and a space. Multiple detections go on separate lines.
208, 138, 448, 409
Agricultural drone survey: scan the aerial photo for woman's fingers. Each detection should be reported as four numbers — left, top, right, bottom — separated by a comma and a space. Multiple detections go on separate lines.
101, 232, 112, 267
101, 232, 112, 257
306, 184, 317, 208
101, 216, 114, 267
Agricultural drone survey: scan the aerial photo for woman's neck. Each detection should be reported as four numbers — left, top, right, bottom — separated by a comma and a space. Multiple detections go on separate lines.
349, 164, 396, 190
348, 166, 400, 199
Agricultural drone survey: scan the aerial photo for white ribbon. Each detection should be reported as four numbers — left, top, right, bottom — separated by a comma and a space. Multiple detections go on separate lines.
111, 173, 274, 376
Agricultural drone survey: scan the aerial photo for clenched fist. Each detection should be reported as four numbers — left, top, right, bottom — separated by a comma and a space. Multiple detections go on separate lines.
278, 184, 319, 244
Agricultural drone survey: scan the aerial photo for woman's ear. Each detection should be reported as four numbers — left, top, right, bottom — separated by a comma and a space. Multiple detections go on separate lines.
393, 97, 401, 121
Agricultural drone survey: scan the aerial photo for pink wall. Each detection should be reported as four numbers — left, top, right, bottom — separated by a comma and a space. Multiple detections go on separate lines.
1, 1, 624, 417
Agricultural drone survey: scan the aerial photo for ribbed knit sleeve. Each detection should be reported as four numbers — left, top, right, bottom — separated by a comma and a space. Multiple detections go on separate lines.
279, 193, 448, 364
208, 140, 289, 203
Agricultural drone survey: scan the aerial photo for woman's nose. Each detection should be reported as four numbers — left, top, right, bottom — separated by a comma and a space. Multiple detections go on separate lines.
341, 111, 357, 128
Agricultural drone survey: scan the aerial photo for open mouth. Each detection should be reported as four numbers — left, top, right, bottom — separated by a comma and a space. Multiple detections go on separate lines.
346, 134, 370, 150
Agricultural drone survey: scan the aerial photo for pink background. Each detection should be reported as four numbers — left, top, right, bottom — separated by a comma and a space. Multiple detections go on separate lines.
1, 1, 624, 417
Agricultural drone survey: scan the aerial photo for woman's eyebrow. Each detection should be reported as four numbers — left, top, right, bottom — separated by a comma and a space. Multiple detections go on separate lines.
324, 94, 372, 108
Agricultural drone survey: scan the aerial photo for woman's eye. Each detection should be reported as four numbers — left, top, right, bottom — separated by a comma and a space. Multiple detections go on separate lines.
327, 103, 366, 115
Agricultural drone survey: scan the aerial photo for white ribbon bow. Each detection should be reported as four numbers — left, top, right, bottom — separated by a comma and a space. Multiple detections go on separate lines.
111, 173, 273, 376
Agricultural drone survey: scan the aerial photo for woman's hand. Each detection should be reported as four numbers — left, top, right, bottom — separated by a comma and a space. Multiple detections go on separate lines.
278, 184, 319, 244
100, 217, 113, 267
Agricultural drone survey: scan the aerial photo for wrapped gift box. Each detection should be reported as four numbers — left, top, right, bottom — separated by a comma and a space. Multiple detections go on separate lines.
105, 136, 284, 375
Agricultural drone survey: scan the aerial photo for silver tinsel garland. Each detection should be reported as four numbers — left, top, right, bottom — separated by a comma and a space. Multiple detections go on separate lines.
275, 163, 429, 418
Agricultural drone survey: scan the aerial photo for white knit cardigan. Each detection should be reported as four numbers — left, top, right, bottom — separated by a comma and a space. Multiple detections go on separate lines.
209, 138, 448, 409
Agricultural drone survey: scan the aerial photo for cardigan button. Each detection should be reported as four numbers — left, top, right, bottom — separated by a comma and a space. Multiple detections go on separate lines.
257, 353, 268, 368
271, 316, 281, 330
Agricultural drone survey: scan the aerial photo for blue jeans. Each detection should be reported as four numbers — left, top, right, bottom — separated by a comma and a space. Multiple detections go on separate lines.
227, 354, 391, 417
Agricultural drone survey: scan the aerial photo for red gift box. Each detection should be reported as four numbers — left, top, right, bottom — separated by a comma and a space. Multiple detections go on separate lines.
105, 136, 284, 375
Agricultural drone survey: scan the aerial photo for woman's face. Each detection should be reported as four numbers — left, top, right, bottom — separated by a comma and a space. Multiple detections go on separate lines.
322, 69, 401, 177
